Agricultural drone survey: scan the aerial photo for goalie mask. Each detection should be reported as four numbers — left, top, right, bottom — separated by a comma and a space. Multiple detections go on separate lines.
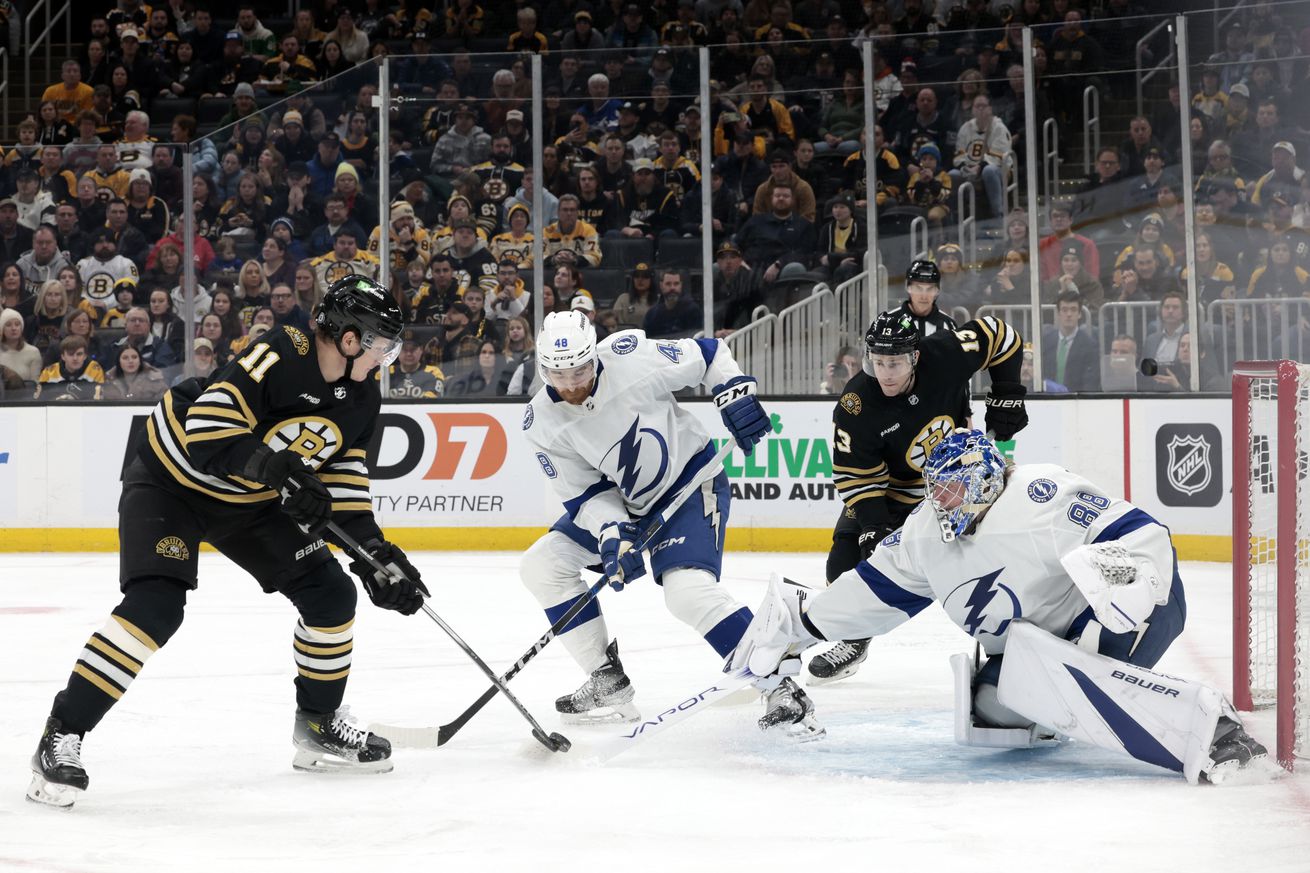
924, 429, 1008, 542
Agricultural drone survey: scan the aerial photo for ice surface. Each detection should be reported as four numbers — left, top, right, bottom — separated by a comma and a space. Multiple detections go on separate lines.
2, 552, 1308, 873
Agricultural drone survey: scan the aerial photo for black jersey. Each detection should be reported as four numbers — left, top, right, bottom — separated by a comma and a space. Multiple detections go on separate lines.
139, 325, 382, 538
832, 316, 1023, 528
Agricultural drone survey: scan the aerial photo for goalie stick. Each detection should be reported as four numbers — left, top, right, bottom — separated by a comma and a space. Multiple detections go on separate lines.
325, 521, 572, 754
370, 438, 739, 749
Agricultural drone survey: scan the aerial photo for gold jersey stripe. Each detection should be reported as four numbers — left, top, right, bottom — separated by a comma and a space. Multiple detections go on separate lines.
293, 640, 354, 656
331, 501, 374, 512
184, 426, 252, 446
832, 463, 887, 475
73, 664, 124, 699
186, 404, 251, 424
297, 666, 351, 681
86, 635, 144, 672
113, 614, 160, 652
835, 476, 890, 490
305, 618, 355, 635
343, 448, 368, 460
844, 491, 886, 506
202, 381, 257, 426
318, 473, 371, 487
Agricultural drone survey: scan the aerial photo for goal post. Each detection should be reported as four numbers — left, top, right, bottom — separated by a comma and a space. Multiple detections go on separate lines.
1232, 360, 1310, 770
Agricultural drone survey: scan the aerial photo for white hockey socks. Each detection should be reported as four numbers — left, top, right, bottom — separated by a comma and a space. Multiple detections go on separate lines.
997, 621, 1231, 783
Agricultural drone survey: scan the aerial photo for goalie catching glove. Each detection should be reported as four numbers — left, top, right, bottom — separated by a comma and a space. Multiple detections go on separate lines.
599, 521, 647, 591
983, 381, 1028, 442
1060, 542, 1168, 635
349, 539, 429, 615
713, 376, 770, 455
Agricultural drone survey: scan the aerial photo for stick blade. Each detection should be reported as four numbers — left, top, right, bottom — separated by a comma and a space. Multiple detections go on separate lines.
366, 722, 444, 749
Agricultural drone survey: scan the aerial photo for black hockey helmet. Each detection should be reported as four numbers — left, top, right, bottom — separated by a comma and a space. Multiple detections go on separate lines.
316, 275, 405, 370
906, 258, 941, 286
865, 309, 920, 357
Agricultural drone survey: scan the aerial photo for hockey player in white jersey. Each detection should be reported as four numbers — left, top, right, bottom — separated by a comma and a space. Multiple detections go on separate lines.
520, 311, 818, 736
731, 429, 1268, 782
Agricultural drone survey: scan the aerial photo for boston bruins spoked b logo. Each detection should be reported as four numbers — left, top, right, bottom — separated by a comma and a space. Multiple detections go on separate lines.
906, 415, 955, 472
265, 417, 343, 469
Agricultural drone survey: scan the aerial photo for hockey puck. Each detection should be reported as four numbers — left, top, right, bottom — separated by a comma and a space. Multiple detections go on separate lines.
549, 732, 572, 753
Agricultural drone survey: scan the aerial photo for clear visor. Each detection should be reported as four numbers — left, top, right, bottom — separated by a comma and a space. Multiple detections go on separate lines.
544, 359, 596, 392
359, 329, 402, 367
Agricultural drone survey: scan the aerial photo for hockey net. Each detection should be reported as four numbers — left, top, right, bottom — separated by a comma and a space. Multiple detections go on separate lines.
1233, 361, 1310, 770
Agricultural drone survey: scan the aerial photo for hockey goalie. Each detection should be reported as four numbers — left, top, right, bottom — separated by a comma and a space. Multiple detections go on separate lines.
731, 429, 1269, 784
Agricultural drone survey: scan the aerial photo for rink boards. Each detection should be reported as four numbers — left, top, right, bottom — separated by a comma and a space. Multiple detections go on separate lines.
0, 397, 1233, 559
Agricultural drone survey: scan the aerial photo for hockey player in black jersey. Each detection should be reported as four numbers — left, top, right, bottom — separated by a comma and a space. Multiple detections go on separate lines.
28, 277, 429, 808
806, 298, 1029, 684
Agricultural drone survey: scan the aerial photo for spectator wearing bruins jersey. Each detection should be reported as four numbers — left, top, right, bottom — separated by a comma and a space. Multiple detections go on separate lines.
35, 335, 105, 400
262, 34, 319, 84
472, 136, 525, 203
807, 301, 1027, 685
87, 144, 132, 202
902, 143, 952, 227
77, 228, 140, 311
116, 111, 157, 172
311, 228, 380, 291
542, 195, 601, 268
366, 202, 432, 274
431, 196, 490, 255
445, 219, 498, 296
407, 255, 464, 325
489, 203, 534, 268
842, 129, 904, 207
125, 168, 171, 244
378, 331, 444, 398
29, 279, 426, 804
615, 160, 680, 238
505, 8, 548, 53
653, 131, 701, 203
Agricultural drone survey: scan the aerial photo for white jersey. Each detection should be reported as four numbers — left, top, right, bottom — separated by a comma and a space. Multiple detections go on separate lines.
523, 330, 743, 538
829, 464, 1176, 655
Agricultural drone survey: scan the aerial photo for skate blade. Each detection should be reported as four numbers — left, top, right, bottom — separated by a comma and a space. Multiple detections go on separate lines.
560, 702, 641, 725
26, 773, 82, 808
292, 747, 394, 774
1202, 751, 1275, 786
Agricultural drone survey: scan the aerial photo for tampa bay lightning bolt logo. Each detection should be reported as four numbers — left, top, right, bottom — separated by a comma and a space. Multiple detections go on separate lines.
611, 335, 638, 355
522, 404, 534, 431
1027, 478, 1057, 503
601, 417, 670, 501
944, 569, 1022, 638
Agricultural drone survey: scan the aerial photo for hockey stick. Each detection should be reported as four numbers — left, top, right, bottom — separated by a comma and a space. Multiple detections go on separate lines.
326, 520, 572, 754
372, 438, 739, 749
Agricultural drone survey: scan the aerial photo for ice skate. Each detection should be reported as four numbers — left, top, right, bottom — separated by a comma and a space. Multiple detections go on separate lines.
1201, 716, 1268, 784
759, 677, 826, 741
556, 639, 639, 725
27, 717, 89, 808
293, 706, 393, 773
806, 639, 870, 685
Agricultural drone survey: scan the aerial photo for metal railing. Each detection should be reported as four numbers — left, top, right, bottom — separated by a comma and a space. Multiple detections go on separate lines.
909, 215, 929, 263
778, 287, 835, 395
1207, 297, 1310, 368
957, 181, 977, 266
1098, 301, 1163, 353
1003, 151, 1019, 214
0, 47, 8, 142
1083, 86, 1101, 176
724, 313, 779, 392
1136, 17, 1176, 117
23, 0, 72, 101
1042, 118, 1059, 197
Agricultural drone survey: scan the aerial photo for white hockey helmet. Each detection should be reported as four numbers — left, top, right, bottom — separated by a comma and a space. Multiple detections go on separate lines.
537, 310, 598, 392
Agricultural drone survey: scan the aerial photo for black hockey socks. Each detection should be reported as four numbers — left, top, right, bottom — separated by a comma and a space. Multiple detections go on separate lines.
51, 577, 188, 733
283, 562, 357, 715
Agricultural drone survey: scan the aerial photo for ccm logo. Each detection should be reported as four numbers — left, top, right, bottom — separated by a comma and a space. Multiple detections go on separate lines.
713, 384, 755, 408
295, 539, 327, 561
1111, 669, 1179, 697
650, 535, 686, 555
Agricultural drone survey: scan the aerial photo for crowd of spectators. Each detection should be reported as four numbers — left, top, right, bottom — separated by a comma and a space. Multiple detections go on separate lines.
1, 0, 1308, 400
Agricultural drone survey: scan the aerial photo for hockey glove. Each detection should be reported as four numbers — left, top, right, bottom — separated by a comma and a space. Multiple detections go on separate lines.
351, 539, 430, 616
713, 376, 770, 456
599, 521, 647, 591
857, 524, 897, 560
253, 450, 333, 535
984, 381, 1029, 442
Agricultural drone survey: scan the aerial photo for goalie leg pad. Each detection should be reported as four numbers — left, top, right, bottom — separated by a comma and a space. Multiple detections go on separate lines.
997, 621, 1225, 783
951, 653, 1058, 748
521, 530, 610, 674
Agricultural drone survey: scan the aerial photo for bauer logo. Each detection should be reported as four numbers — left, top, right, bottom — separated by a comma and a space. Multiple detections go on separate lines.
1155, 423, 1222, 507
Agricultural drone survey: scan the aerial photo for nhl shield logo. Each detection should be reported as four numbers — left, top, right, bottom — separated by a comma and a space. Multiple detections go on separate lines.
1165, 434, 1211, 496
